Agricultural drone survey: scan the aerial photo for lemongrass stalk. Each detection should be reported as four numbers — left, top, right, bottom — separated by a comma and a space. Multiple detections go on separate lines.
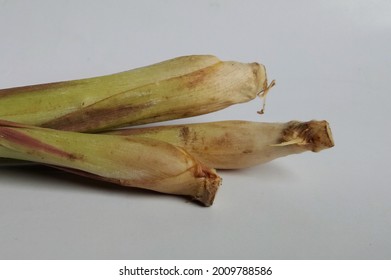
107, 120, 334, 169
0, 55, 268, 132
0, 120, 335, 169
0, 120, 221, 206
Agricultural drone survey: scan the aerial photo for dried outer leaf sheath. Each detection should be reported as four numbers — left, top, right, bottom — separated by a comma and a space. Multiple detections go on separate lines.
107, 120, 334, 169
0, 120, 221, 206
0, 55, 267, 132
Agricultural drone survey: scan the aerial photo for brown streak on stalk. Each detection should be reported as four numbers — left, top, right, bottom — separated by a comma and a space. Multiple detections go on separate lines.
119, 100, 234, 127
212, 132, 233, 147
180, 63, 219, 90
0, 127, 82, 160
42, 102, 153, 132
0, 81, 81, 97
184, 69, 208, 89
179, 126, 190, 144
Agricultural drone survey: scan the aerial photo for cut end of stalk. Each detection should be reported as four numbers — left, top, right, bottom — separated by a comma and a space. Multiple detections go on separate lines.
193, 164, 221, 206
276, 120, 334, 152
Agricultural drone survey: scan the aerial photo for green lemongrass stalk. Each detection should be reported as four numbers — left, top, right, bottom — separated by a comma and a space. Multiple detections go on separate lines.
0, 120, 335, 169
107, 120, 334, 169
0, 120, 221, 206
0, 55, 268, 132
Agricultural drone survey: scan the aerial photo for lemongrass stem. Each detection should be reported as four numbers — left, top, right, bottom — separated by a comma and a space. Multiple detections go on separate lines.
107, 120, 334, 169
0, 55, 268, 132
0, 120, 334, 169
0, 120, 221, 206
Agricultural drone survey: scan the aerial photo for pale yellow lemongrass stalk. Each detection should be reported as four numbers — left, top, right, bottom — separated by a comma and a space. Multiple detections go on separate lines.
0, 120, 221, 206
107, 120, 334, 169
0, 55, 268, 132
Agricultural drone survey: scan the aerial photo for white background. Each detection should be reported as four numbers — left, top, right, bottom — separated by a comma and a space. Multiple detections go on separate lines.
0, 0, 390, 259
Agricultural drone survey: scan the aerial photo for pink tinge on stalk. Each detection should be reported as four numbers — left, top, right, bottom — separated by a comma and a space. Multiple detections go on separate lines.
0, 126, 77, 159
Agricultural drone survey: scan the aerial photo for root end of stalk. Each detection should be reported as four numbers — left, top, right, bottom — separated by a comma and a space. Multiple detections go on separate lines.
193, 165, 222, 207
280, 120, 334, 152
